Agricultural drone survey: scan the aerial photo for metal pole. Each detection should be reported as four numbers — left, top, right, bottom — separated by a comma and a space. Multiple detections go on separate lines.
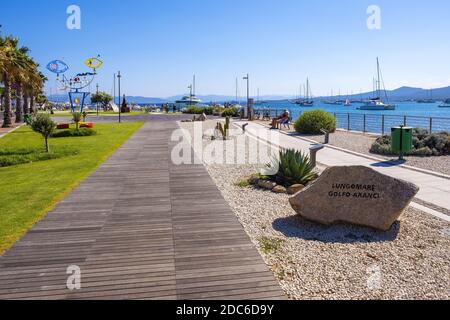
429, 117, 433, 134
347, 113, 350, 131
382, 115, 385, 136
404, 115, 407, 126
117, 71, 121, 123
96, 83, 99, 116
113, 73, 116, 105
243, 74, 250, 120
363, 114, 366, 133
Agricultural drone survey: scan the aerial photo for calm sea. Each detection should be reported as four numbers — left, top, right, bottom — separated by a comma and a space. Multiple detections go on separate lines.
254, 101, 450, 134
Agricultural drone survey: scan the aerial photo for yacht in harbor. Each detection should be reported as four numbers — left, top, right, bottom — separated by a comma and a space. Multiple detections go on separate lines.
439, 99, 450, 108
175, 95, 202, 108
358, 58, 396, 111
175, 75, 202, 109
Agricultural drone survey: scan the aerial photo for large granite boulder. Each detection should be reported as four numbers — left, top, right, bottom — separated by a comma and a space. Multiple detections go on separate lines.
289, 166, 419, 231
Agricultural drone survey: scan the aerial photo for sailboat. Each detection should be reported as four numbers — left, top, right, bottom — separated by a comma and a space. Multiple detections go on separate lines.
324, 89, 340, 105
358, 58, 396, 111
296, 78, 314, 106
439, 98, 450, 108
417, 89, 436, 103
254, 88, 265, 105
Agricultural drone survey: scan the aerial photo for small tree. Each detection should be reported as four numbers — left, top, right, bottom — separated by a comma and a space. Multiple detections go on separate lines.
72, 112, 82, 131
91, 91, 112, 111
30, 114, 56, 153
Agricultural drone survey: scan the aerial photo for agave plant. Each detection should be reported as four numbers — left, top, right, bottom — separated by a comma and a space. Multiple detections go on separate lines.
268, 149, 317, 186
72, 112, 82, 131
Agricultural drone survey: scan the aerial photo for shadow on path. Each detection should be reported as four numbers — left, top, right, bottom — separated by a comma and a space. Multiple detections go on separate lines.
370, 159, 406, 168
273, 215, 400, 244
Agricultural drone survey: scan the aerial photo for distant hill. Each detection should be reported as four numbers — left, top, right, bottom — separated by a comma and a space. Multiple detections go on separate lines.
323, 86, 450, 102
48, 85, 450, 104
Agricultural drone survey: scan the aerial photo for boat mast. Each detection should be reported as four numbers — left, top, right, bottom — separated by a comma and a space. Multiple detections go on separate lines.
235, 77, 238, 104
376, 57, 381, 99
307, 78, 310, 101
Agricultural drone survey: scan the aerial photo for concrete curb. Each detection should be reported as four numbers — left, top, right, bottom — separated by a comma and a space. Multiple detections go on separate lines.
0, 123, 26, 139
246, 122, 450, 181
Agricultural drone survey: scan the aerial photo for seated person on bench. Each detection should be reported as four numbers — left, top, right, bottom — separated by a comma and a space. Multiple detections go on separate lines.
271, 110, 290, 129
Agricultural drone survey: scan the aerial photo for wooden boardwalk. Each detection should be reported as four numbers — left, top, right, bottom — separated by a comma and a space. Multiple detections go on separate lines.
0, 121, 285, 300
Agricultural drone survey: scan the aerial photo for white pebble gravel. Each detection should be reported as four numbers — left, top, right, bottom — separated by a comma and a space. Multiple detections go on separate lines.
180, 120, 450, 300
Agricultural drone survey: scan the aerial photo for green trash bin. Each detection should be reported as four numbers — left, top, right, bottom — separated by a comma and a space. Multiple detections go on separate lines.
391, 126, 413, 159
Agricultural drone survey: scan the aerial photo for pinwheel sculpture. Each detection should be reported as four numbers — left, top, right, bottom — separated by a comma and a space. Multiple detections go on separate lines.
46, 56, 103, 112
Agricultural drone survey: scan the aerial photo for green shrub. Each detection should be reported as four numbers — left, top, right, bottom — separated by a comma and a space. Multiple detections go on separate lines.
30, 114, 56, 153
52, 128, 97, 138
294, 109, 336, 134
221, 107, 238, 117
183, 106, 223, 116
183, 106, 204, 115
267, 149, 317, 186
370, 129, 450, 156
0, 147, 78, 167
235, 179, 250, 188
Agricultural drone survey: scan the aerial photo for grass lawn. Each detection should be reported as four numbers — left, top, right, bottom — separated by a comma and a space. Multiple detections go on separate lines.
0, 122, 143, 255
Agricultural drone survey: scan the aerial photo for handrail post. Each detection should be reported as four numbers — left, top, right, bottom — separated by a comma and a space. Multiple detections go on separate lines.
363, 114, 366, 133
429, 117, 433, 134
347, 113, 350, 131
310, 144, 325, 168
382, 115, 385, 135
404, 116, 407, 126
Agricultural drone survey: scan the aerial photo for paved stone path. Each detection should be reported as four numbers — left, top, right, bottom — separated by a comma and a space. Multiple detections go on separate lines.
0, 121, 285, 300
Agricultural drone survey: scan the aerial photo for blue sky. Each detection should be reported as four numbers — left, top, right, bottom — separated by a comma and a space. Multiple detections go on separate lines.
1, 0, 450, 98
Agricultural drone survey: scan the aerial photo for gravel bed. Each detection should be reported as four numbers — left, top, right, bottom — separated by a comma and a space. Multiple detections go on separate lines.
303, 130, 450, 176
180, 120, 450, 300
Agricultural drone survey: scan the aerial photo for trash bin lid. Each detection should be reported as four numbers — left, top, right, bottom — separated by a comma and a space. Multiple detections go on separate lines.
392, 126, 413, 130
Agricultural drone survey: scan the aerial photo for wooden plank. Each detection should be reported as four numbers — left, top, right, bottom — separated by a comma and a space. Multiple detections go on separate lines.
0, 120, 285, 300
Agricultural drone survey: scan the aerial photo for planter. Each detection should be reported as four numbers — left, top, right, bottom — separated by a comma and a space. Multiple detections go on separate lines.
80, 122, 94, 129
57, 124, 70, 130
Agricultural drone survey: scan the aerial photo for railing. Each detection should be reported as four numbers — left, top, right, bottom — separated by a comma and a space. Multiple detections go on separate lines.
254, 108, 450, 135
253, 108, 294, 121
332, 113, 450, 135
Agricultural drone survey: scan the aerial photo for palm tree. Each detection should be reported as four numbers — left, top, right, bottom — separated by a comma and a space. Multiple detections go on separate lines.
28, 70, 46, 114
14, 53, 31, 123
23, 60, 38, 116
0, 36, 30, 128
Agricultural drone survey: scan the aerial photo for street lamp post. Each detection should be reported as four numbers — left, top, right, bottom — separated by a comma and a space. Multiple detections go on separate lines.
96, 83, 99, 116
188, 84, 193, 107
243, 74, 250, 120
117, 71, 122, 123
